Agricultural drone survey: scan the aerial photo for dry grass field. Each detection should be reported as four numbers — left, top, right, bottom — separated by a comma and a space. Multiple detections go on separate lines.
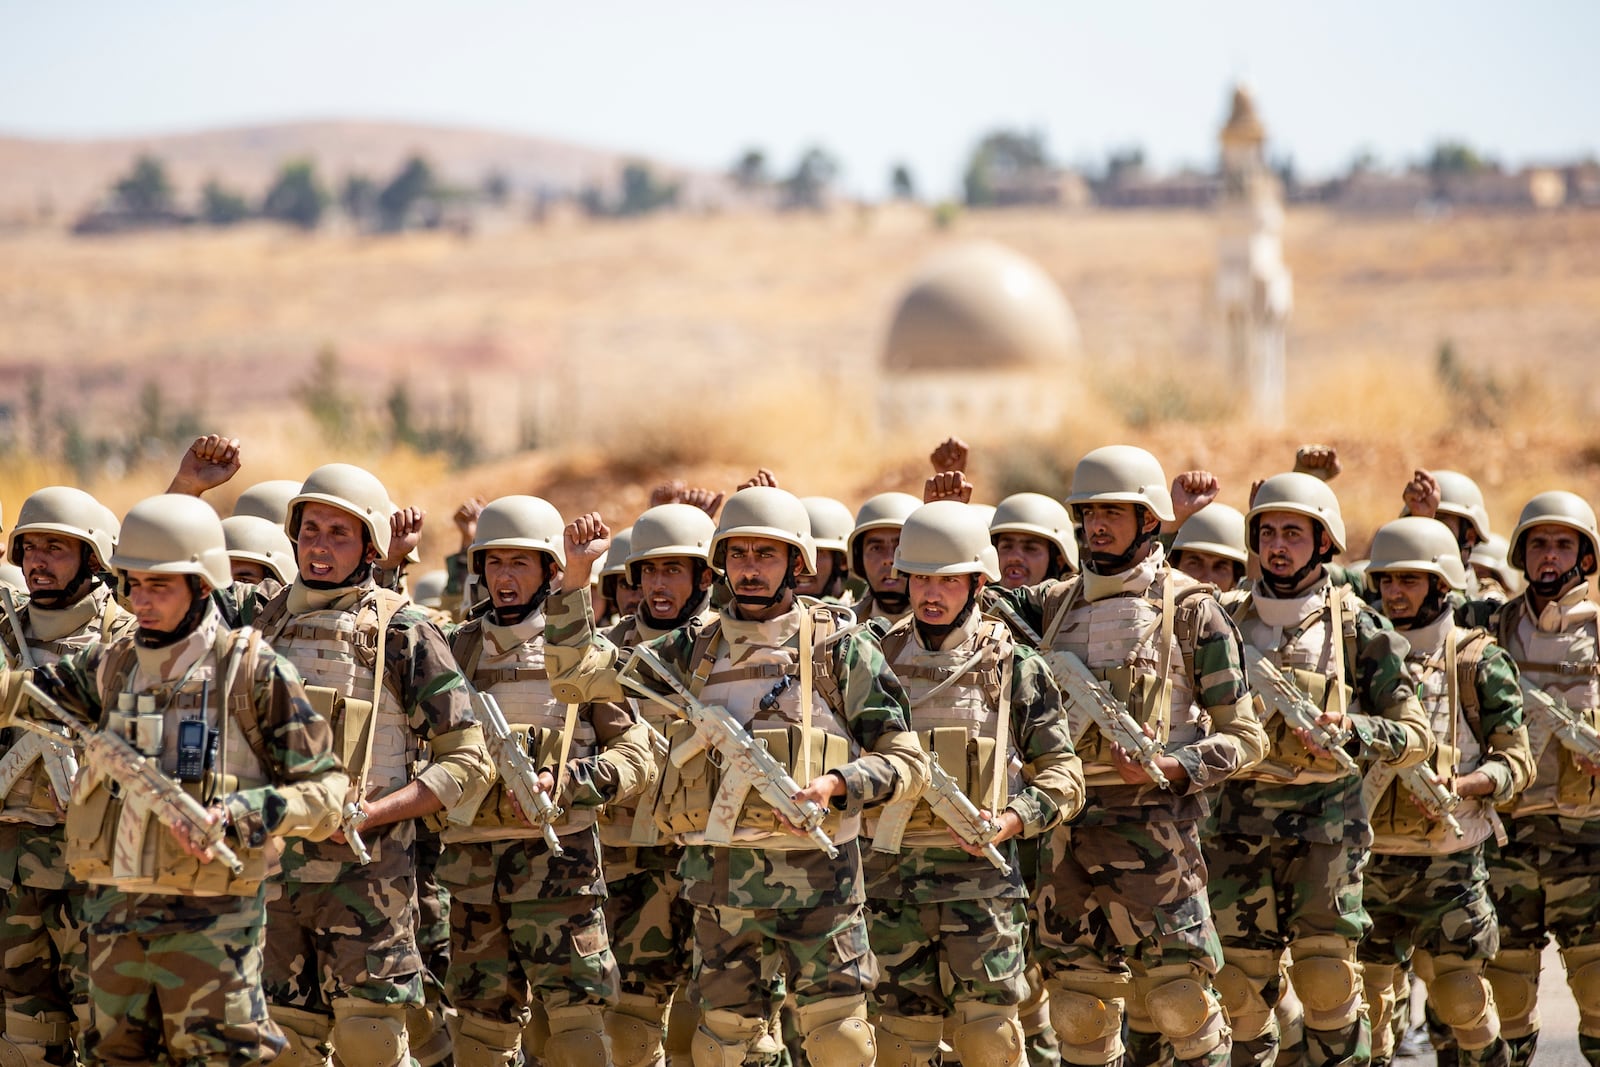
3, 204, 1599, 572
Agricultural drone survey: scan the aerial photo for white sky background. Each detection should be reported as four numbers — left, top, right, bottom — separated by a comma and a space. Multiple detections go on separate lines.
2, 0, 1594, 198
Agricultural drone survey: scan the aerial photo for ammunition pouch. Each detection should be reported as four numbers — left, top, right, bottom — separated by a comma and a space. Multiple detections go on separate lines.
886, 726, 999, 845
1557, 705, 1600, 814
1253, 668, 1356, 783
449, 722, 595, 836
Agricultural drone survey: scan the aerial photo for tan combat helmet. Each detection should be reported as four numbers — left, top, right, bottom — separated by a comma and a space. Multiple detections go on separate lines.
412, 570, 448, 610
112, 494, 232, 591
626, 504, 715, 583
232, 479, 303, 524
1508, 491, 1599, 573
990, 492, 1080, 573
711, 487, 817, 575
846, 492, 921, 580
469, 496, 566, 573
287, 464, 393, 558
1064, 446, 1175, 524
1172, 504, 1248, 565
1364, 516, 1468, 592
599, 526, 634, 586
1469, 533, 1523, 594
222, 515, 298, 584
1247, 472, 1347, 555
0, 561, 23, 593
801, 497, 855, 557
1401, 469, 1492, 542
895, 501, 1001, 581
8, 486, 119, 570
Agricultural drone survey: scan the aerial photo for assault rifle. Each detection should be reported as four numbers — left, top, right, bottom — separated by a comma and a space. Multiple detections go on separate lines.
1520, 680, 1600, 765
618, 646, 840, 859
1047, 649, 1171, 790
466, 690, 565, 857
925, 752, 1011, 874
0, 589, 79, 804
1243, 648, 1359, 774
15, 680, 244, 874
1396, 764, 1465, 838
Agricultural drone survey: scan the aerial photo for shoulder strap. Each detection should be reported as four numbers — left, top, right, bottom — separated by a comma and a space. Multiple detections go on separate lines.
1172, 582, 1217, 698
1038, 578, 1081, 650
1453, 628, 1492, 738
686, 618, 723, 698
450, 622, 487, 683
214, 625, 273, 774
253, 586, 291, 638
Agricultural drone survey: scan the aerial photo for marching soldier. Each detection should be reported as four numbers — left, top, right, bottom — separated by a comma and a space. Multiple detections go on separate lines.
223, 514, 298, 585
0, 487, 132, 1066
0, 493, 346, 1066
988, 446, 1267, 1067
441, 495, 654, 1067
865, 501, 1084, 1067
220, 463, 494, 1067
1210, 473, 1432, 1067
1359, 517, 1530, 1067
1169, 505, 1249, 597
546, 486, 929, 1067
990, 493, 1079, 590
848, 493, 921, 624
795, 497, 855, 604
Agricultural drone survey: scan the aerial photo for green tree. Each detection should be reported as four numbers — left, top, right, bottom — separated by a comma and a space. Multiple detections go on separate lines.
262, 159, 329, 229
113, 154, 174, 218
730, 148, 768, 190
377, 156, 437, 231
201, 179, 251, 225
783, 146, 838, 210
618, 161, 679, 216
962, 129, 1049, 206
1427, 140, 1492, 178
890, 163, 917, 201
341, 174, 379, 225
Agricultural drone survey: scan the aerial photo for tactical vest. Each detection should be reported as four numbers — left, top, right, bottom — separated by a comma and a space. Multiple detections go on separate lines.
657, 602, 858, 848
0, 587, 128, 827
597, 613, 693, 851
1366, 619, 1497, 853
1493, 591, 1600, 818
64, 621, 276, 896
866, 615, 1014, 846
445, 614, 598, 842
1039, 559, 1206, 789
1232, 582, 1362, 784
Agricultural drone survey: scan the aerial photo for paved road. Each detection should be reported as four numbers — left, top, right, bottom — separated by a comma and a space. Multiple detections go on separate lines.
1396, 944, 1580, 1065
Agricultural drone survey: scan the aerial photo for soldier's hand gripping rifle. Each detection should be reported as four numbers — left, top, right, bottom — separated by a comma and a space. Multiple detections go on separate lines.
15, 680, 244, 874
1243, 648, 1359, 774
1521, 680, 1600, 766
0, 588, 78, 803
925, 752, 1012, 874
1050, 649, 1172, 790
468, 690, 565, 857
618, 646, 841, 859
1396, 763, 1465, 838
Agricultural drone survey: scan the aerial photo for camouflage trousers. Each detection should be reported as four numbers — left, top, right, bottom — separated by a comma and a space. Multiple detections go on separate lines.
607, 864, 695, 1005
263, 874, 425, 1013
82, 901, 282, 1067
1034, 819, 1227, 1067
1206, 832, 1370, 1067
0, 826, 89, 1035
865, 894, 1029, 1017
693, 901, 876, 1025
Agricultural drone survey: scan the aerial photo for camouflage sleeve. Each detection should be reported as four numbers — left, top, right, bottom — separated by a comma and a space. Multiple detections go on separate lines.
392, 609, 493, 811
0, 643, 108, 728
1456, 598, 1500, 630
558, 700, 654, 812
1347, 606, 1434, 769
210, 579, 282, 628
1006, 646, 1083, 836
545, 588, 631, 703
222, 652, 346, 847
1325, 563, 1364, 590
1174, 594, 1266, 792
1473, 640, 1532, 803
825, 629, 928, 817
443, 551, 469, 600
982, 582, 1056, 646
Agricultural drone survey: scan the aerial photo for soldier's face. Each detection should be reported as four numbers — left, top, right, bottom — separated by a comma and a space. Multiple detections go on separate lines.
482, 548, 549, 608
636, 556, 709, 619
1376, 571, 1432, 620
794, 550, 844, 597
230, 559, 272, 584
124, 571, 197, 631
1077, 503, 1142, 558
910, 573, 980, 626
861, 530, 903, 595
995, 533, 1054, 588
1523, 525, 1586, 584
20, 533, 84, 594
1437, 514, 1481, 553
723, 536, 795, 600
294, 503, 374, 584
1254, 512, 1321, 579
1175, 550, 1240, 592
612, 579, 643, 617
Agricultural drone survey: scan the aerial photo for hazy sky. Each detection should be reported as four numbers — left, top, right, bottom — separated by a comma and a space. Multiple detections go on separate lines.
4, 1, 1593, 197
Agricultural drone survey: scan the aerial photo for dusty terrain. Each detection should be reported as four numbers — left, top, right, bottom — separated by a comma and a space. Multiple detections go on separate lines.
2, 205, 1599, 571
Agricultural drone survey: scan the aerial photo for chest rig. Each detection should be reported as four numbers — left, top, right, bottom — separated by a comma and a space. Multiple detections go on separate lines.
1233, 582, 1361, 784
597, 613, 689, 851
868, 615, 1014, 848
1494, 592, 1600, 818
0, 587, 128, 826
657, 602, 858, 848
447, 614, 597, 842
65, 623, 275, 896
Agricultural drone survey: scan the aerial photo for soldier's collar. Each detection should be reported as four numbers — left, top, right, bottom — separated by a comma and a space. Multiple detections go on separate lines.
287, 577, 370, 616
1398, 608, 1454, 658
483, 610, 544, 653
133, 601, 222, 686
24, 582, 106, 643
1080, 544, 1165, 604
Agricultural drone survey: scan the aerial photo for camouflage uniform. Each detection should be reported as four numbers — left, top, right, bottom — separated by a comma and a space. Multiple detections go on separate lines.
221, 576, 492, 1066
0, 600, 345, 1067
544, 581, 927, 1067
990, 545, 1266, 1067
864, 606, 1084, 1067
1461, 582, 1600, 1067
440, 604, 654, 1067
0, 583, 132, 1065
1213, 575, 1431, 1067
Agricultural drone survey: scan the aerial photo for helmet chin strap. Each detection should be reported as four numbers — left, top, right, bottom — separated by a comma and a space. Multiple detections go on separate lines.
731, 549, 799, 612
29, 545, 97, 610
1260, 555, 1323, 596
135, 577, 211, 649
1083, 516, 1155, 576
643, 583, 712, 631
1530, 562, 1587, 601
492, 582, 551, 626
1388, 584, 1452, 631
913, 578, 978, 646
